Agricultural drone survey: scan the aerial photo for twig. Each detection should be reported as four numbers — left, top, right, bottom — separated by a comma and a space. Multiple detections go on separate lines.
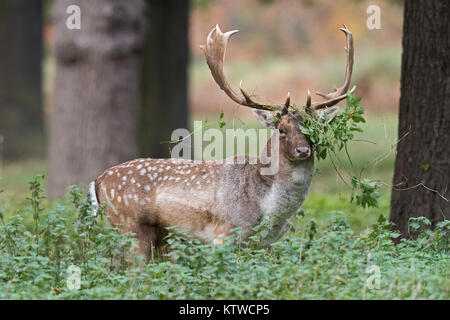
380, 180, 449, 203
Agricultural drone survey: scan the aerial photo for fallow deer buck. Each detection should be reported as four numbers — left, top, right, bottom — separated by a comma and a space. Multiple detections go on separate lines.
89, 24, 356, 262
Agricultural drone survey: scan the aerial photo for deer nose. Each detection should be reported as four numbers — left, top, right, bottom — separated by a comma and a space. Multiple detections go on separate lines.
296, 146, 311, 158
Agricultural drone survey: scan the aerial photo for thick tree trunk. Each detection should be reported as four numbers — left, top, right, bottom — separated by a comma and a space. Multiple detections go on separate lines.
139, 0, 189, 158
48, 0, 146, 197
390, 0, 450, 235
0, 0, 44, 160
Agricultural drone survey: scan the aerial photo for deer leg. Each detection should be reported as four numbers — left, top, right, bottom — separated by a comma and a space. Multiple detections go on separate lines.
135, 221, 159, 263
213, 235, 225, 245
213, 223, 232, 245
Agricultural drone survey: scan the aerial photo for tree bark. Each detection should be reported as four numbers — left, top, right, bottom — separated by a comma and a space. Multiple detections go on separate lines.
390, 0, 450, 235
0, 0, 44, 160
48, 0, 146, 197
139, 0, 189, 158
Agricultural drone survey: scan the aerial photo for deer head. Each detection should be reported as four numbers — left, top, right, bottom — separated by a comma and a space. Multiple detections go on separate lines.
200, 25, 355, 163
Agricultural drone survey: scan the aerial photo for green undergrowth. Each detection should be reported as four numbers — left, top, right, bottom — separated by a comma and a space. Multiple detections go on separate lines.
0, 175, 448, 299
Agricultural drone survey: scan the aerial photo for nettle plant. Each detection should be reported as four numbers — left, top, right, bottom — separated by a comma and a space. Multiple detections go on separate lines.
0, 177, 448, 299
298, 92, 381, 208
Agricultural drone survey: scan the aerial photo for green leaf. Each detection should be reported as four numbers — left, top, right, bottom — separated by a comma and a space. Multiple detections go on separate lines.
218, 111, 226, 128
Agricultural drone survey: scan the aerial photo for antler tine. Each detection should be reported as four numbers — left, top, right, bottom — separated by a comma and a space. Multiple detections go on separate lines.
304, 89, 313, 114
311, 25, 355, 110
282, 92, 290, 115
200, 25, 276, 112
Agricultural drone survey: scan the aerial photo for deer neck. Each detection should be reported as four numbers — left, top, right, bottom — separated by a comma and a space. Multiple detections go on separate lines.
256, 135, 314, 241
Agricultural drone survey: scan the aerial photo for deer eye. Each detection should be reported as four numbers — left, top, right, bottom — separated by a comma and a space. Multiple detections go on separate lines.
279, 127, 286, 135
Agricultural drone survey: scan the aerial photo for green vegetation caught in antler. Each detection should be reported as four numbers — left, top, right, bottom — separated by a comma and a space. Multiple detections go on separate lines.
300, 93, 381, 208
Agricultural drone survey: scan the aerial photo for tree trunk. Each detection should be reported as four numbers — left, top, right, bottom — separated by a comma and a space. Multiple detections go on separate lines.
48, 0, 146, 197
390, 0, 450, 235
0, 0, 44, 160
139, 0, 189, 158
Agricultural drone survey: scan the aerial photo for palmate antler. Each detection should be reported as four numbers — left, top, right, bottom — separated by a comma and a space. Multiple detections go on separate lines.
200, 25, 290, 114
306, 25, 356, 112
201, 24, 355, 117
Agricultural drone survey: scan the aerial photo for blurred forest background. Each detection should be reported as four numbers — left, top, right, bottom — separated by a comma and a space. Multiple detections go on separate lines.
1, 0, 404, 229
0, 2, 448, 299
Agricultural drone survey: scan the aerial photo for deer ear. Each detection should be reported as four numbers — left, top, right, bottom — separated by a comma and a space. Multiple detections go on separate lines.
252, 109, 277, 129
316, 106, 340, 123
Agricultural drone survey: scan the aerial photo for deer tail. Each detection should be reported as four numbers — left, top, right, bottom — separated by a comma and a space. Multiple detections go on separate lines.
88, 181, 99, 217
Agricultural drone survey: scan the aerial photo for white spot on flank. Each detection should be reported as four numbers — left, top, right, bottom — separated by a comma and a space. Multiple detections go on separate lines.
165, 166, 171, 170
158, 168, 163, 173
140, 169, 146, 175
131, 178, 135, 184
137, 164, 142, 169
128, 194, 132, 199
133, 195, 139, 202
144, 185, 150, 191
118, 185, 122, 190
175, 177, 180, 182
163, 176, 168, 181
128, 170, 133, 175
124, 196, 129, 206
190, 175, 196, 180
186, 170, 191, 174
145, 162, 150, 167
137, 183, 141, 188
117, 172, 121, 177
122, 176, 127, 181
110, 189, 115, 199
108, 171, 113, 175
117, 195, 122, 203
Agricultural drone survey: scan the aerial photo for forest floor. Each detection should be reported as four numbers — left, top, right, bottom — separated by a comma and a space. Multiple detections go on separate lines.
1, 114, 448, 299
